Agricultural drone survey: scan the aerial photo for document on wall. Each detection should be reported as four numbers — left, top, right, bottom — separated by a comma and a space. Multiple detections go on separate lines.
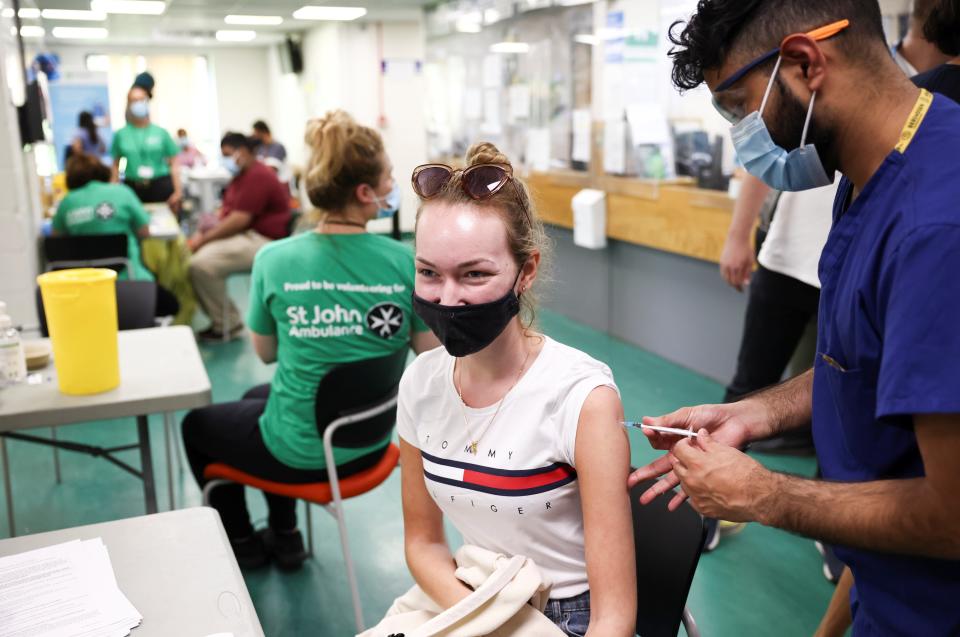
603, 118, 627, 175
525, 128, 551, 172
572, 109, 592, 163
508, 84, 531, 122
0, 538, 142, 637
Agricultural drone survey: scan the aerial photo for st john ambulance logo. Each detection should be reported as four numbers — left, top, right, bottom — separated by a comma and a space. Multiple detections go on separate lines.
366, 302, 404, 339
94, 202, 116, 221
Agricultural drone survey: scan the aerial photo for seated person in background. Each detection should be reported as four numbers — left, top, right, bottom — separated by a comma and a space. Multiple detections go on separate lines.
52, 153, 179, 317
187, 132, 291, 341
70, 111, 106, 159
396, 144, 636, 636
181, 110, 437, 569
251, 120, 287, 162
175, 128, 205, 168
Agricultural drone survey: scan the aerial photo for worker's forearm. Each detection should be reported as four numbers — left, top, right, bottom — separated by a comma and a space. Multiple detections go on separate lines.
757, 472, 960, 559
200, 214, 249, 244
748, 369, 813, 439
728, 174, 770, 240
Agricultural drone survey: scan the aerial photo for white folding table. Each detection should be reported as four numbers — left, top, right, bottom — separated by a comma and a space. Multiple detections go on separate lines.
0, 326, 211, 536
0, 507, 265, 636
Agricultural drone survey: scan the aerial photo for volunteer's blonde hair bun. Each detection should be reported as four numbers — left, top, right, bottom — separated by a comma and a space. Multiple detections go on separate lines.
465, 142, 512, 169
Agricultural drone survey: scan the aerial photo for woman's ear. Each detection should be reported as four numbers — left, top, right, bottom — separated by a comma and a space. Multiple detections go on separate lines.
354, 182, 376, 205
519, 250, 541, 293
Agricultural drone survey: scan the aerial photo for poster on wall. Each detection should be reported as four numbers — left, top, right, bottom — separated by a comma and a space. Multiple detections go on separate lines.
48, 70, 112, 171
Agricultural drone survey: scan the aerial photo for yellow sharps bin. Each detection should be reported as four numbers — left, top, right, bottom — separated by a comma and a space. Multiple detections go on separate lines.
37, 268, 120, 395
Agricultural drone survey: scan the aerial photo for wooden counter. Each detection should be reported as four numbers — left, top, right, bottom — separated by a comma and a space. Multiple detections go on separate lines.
526, 171, 734, 264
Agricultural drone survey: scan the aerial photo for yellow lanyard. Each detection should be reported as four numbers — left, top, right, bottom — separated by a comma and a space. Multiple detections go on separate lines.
894, 89, 933, 154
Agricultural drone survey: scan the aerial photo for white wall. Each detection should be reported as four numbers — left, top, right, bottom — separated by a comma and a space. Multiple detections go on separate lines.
208, 48, 271, 135
0, 32, 41, 325
265, 20, 428, 233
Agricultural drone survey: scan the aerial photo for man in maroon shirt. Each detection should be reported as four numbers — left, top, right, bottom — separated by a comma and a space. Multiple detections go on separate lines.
188, 132, 291, 340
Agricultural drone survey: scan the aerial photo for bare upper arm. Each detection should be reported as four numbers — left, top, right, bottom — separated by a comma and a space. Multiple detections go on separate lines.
575, 386, 637, 626
249, 330, 277, 364
400, 438, 445, 545
411, 329, 440, 355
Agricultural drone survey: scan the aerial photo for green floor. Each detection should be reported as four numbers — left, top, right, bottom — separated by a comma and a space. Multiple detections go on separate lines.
1, 284, 838, 636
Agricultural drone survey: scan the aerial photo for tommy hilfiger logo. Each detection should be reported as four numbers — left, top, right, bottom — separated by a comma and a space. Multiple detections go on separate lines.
421, 450, 577, 497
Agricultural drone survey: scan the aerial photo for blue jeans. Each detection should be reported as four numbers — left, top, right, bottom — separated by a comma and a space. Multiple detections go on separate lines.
544, 591, 590, 637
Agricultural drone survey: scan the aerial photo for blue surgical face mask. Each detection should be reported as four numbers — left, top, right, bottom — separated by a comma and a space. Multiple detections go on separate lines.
222, 155, 240, 177
129, 99, 149, 119
373, 181, 401, 219
728, 57, 832, 192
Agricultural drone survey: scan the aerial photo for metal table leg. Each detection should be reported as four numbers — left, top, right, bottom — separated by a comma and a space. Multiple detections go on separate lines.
163, 412, 175, 511
1, 437, 15, 537
137, 415, 158, 514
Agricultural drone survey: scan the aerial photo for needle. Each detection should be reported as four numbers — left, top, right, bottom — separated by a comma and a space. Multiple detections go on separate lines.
622, 421, 698, 438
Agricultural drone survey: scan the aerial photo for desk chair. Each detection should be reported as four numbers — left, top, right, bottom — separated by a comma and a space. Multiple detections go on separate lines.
25, 281, 183, 511
631, 478, 705, 637
202, 346, 409, 632
43, 234, 133, 278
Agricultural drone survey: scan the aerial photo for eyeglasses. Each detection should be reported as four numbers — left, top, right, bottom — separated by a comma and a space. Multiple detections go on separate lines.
411, 163, 531, 225
712, 19, 850, 123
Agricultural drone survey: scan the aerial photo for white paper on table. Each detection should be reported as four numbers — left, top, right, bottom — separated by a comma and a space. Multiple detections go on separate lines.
464, 87, 483, 120
572, 109, 592, 163
525, 128, 551, 172
603, 118, 627, 175
0, 538, 142, 637
625, 102, 672, 146
481, 89, 502, 135
482, 54, 503, 88
508, 85, 531, 122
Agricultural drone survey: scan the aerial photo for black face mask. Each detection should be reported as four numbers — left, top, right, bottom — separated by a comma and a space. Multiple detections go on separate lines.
412, 274, 522, 358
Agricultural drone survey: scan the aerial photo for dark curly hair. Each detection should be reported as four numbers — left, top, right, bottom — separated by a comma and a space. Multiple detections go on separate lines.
924, 0, 960, 57
668, 0, 888, 92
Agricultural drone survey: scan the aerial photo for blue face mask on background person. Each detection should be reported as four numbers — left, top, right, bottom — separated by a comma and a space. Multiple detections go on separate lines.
373, 182, 401, 219
729, 57, 832, 192
129, 99, 149, 119
222, 156, 240, 177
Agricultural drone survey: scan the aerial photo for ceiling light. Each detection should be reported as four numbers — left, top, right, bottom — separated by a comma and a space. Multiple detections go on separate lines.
215, 29, 256, 42
42, 9, 107, 20
490, 42, 530, 54
19, 25, 45, 38
573, 34, 597, 46
2, 8, 41, 18
292, 6, 367, 21
224, 15, 282, 26
52, 26, 108, 39
90, 1, 166, 16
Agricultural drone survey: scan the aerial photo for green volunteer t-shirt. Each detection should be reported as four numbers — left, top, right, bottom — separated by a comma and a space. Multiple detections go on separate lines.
248, 232, 430, 470
111, 123, 178, 180
52, 181, 154, 282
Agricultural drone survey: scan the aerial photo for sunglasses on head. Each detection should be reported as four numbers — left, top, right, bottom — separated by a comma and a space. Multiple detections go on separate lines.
411, 163, 531, 224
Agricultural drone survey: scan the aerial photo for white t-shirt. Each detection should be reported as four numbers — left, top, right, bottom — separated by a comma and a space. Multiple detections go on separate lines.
757, 180, 838, 289
396, 336, 618, 599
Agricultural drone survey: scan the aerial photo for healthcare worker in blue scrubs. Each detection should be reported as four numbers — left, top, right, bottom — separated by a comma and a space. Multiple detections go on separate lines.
629, 1, 960, 635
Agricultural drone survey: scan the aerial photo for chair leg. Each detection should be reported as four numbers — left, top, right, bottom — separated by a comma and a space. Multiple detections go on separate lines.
682, 607, 700, 637
52, 427, 62, 484
305, 501, 314, 557
331, 497, 365, 633
1, 436, 15, 537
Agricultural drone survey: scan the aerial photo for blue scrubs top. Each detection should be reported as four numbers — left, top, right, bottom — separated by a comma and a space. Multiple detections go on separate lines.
813, 93, 960, 636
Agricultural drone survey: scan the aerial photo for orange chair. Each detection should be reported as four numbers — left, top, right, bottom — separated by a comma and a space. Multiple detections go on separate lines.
201, 347, 409, 632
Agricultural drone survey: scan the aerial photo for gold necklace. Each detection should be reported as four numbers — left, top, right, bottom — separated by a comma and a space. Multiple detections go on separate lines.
455, 347, 533, 455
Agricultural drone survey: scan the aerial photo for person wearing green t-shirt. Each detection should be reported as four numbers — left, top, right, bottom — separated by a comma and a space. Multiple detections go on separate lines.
181, 110, 438, 570
110, 72, 182, 212
52, 153, 180, 317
